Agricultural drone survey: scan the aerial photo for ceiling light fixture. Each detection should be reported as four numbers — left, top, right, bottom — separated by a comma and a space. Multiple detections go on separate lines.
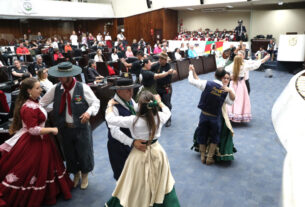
227, 5, 233, 8
187, 8, 195, 11
278, 1, 283, 5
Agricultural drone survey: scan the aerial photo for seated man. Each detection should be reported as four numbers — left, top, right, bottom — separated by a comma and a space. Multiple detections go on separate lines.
255, 46, 267, 60
11, 59, 31, 80
33, 55, 46, 74
87, 59, 104, 83
16, 43, 30, 61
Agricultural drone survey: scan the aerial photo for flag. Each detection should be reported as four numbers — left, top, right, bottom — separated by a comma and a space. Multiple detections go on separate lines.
204, 41, 214, 54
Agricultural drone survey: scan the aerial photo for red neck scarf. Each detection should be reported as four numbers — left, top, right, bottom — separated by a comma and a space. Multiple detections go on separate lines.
59, 78, 76, 115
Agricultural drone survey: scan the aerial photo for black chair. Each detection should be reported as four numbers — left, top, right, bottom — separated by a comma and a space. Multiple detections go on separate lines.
83, 66, 90, 83
96, 62, 109, 77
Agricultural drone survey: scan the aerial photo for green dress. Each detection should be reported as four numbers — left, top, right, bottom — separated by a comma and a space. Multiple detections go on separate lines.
191, 104, 237, 161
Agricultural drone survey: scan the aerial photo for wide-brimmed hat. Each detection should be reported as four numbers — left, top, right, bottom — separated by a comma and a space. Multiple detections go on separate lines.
48, 62, 82, 77
159, 52, 168, 60
109, 78, 140, 90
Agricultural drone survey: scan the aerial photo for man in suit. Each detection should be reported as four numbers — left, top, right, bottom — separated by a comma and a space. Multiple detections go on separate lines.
234, 20, 247, 41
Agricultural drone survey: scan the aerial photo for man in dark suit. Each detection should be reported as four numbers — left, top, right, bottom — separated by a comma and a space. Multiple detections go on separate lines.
234, 20, 247, 41
87, 59, 104, 83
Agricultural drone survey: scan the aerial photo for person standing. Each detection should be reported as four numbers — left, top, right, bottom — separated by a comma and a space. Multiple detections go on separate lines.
0, 78, 73, 206
106, 78, 148, 180
40, 62, 100, 190
234, 20, 247, 41
151, 52, 176, 127
188, 65, 235, 165
105, 91, 180, 207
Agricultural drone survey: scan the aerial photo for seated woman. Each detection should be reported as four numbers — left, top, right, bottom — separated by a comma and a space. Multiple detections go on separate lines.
125, 46, 134, 58
136, 58, 174, 101
37, 68, 53, 93
64, 42, 73, 53
105, 91, 180, 207
94, 49, 104, 62
0, 78, 73, 206
87, 59, 104, 83
111, 48, 119, 62
11, 60, 32, 80
174, 48, 182, 61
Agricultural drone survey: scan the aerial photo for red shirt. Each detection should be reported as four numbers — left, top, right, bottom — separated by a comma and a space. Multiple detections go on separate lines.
16, 47, 30, 55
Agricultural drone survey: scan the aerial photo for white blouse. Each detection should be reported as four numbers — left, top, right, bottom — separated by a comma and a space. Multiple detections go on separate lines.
94, 54, 103, 62
105, 105, 171, 141
40, 79, 53, 92
225, 59, 262, 78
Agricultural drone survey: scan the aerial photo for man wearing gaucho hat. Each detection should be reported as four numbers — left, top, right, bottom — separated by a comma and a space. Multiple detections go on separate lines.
151, 52, 176, 127
106, 78, 147, 180
40, 62, 100, 190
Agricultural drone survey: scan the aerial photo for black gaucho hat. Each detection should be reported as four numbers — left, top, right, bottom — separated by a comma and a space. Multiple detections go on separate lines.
109, 78, 140, 90
238, 19, 243, 24
48, 62, 82, 77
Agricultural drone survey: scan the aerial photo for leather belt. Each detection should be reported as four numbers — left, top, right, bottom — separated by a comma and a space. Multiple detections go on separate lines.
202, 111, 217, 117
142, 139, 158, 146
65, 122, 75, 128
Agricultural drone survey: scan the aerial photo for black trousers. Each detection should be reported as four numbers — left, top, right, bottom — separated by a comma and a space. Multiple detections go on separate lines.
107, 138, 131, 180
157, 86, 172, 110
59, 125, 94, 174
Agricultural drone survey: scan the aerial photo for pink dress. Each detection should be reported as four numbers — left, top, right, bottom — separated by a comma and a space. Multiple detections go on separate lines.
0, 100, 73, 207
225, 60, 262, 123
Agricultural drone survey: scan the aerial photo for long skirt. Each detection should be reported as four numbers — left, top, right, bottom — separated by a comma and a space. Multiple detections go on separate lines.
0, 132, 73, 207
227, 79, 252, 123
105, 141, 180, 207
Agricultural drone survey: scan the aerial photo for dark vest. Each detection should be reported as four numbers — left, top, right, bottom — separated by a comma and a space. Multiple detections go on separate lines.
53, 82, 89, 128
198, 81, 228, 116
107, 103, 132, 140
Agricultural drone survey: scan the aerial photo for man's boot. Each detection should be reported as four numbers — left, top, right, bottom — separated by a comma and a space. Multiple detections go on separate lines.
206, 143, 217, 165
80, 173, 89, 190
73, 171, 81, 188
199, 144, 206, 164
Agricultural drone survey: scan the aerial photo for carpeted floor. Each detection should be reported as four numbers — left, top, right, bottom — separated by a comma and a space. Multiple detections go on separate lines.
37, 69, 292, 207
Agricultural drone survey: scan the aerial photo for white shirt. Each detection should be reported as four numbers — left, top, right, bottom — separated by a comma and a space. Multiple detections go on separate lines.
105, 35, 112, 41
40, 79, 53, 92
117, 33, 124, 41
111, 53, 119, 62
175, 52, 182, 61
96, 35, 102, 42
188, 71, 234, 105
107, 94, 138, 147
106, 101, 171, 143
40, 82, 100, 123
225, 59, 262, 78
70, 35, 78, 46
52, 41, 58, 49
94, 54, 103, 62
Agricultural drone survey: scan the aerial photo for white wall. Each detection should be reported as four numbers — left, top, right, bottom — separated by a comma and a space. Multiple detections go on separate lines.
178, 10, 251, 32
250, 9, 305, 43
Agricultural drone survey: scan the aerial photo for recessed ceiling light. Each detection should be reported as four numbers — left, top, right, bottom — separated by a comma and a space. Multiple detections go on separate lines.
278, 1, 283, 5
187, 8, 195, 11
227, 5, 233, 8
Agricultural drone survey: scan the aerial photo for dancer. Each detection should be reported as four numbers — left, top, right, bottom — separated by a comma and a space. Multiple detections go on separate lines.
0, 78, 73, 207
40, 62, 100, 189
225, 54, 269, 122
105, 91, 180, 207
188, 65, 235, 165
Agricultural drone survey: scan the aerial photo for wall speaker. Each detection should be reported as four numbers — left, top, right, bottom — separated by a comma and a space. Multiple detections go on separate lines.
146, 0, 152, 8
200, 0, 204, 4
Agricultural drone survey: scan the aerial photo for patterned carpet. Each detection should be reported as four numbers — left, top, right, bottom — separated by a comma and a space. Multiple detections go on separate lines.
37, 69, 292, 207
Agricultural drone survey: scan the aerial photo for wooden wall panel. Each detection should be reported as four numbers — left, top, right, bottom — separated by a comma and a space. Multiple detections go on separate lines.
163, 9, 178, 41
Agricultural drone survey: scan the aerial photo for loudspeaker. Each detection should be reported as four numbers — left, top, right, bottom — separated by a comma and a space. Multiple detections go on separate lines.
200, 0, 204, 4
146, 0, 152, 8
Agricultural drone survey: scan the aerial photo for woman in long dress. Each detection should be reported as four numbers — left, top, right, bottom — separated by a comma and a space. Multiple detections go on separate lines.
105, 91, 180, 207
0, 78, 73, 207
225, 54, 269, 122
